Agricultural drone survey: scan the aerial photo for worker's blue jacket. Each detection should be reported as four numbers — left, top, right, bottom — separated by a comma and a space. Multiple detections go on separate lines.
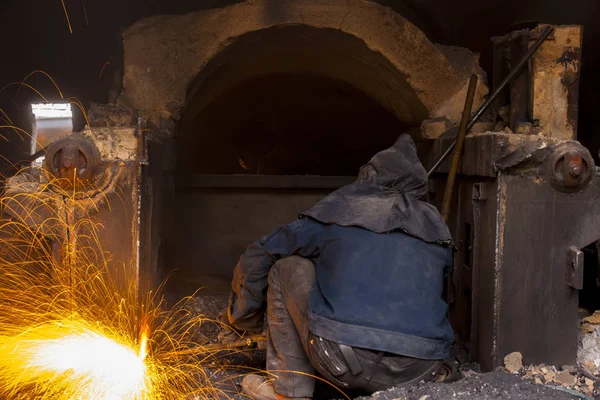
228, 134, 455, 360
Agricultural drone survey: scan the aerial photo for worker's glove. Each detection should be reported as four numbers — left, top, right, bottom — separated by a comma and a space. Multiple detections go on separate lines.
216, 310, 246, 345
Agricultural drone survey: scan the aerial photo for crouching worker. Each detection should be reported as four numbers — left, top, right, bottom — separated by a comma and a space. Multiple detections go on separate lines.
219, 134, 456, 400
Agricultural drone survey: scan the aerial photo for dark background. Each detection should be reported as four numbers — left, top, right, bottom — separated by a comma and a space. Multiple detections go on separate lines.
1, 0, 599, 172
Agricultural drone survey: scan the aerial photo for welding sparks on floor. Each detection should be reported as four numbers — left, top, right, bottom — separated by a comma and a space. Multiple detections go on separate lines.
0, 165, 222, 399
0, 321, 152, 399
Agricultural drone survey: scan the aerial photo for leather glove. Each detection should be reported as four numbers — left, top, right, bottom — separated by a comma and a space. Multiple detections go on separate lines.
216, 310, 246, 345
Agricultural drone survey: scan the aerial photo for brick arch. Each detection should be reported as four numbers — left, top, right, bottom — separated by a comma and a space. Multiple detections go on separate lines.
122, 0, 486, 127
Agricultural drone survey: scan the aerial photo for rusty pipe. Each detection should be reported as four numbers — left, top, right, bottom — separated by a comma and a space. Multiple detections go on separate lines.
441, 75, 478, 222
428, 25, 554, 177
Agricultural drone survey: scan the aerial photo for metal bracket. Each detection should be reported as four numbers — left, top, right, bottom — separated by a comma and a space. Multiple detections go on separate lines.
566, 246, 584, 290
472, 182, 491, 201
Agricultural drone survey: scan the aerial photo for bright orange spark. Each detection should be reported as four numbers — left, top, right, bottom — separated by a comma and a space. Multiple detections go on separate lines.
0, 109, 14, 125
0, 125, 36, 143
15, 70, 64, 99
68, 97, 91, 127
0, 321, 152, 400
0, 82, 48, 102
81, 0, 89, 26
98, 62, 111, 79
139, 330, 149, 361
60, 0, 73, 34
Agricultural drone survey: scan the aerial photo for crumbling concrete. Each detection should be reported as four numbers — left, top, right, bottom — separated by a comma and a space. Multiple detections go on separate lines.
80, 127, 138, 161
122, 0, 488, 128
419, 117, 453, 140
531, 25, 582, 140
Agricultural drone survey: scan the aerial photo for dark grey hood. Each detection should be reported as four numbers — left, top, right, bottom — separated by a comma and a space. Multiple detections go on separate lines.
301, 133, 452, 245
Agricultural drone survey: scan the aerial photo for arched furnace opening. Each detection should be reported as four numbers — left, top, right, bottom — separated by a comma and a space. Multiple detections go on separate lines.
121, 0, 484, 296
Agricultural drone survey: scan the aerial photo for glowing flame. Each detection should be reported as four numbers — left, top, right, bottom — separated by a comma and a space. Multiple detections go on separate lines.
0, 321, 153, 399
2, 324, 149, 400
139, 327, 149, 361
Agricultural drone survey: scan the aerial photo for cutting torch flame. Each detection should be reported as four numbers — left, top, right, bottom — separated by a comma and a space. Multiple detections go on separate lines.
0, 321, 154, 400
139, 327, 149, 361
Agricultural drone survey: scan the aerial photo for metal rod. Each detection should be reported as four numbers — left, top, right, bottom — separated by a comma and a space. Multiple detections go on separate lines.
441, 74, 478, 222
427, 25, 554, 177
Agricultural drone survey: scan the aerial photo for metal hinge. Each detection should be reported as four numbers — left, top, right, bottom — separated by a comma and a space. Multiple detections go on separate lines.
566, 246, 584, 290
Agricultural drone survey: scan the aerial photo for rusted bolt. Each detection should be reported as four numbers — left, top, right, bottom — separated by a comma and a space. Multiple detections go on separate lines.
44, 133, 102, 189
569, 159, 582, 177
549, 147, 592, 191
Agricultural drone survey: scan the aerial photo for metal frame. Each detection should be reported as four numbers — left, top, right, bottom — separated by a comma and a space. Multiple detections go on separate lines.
178, 174, 356, 189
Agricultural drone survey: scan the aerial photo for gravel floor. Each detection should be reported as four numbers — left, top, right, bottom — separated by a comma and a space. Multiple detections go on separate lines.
362, 372, 590, 400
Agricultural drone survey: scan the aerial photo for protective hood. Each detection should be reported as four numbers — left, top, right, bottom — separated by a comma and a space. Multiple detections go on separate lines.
301, 133, 452, 245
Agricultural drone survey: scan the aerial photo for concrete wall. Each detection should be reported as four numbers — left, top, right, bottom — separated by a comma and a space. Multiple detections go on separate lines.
123, 0, 488, 128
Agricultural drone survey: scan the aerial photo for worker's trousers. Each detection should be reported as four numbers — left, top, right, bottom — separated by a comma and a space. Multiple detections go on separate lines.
266, 256, 444, 398
266, 256, 316, 398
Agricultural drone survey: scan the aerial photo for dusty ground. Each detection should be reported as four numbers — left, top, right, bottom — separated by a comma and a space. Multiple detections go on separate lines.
183, 294, 230, 344
362, 372, 589, 400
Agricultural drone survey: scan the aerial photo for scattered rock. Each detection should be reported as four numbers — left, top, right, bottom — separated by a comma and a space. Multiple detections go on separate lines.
523, 361, 600, 398
504, 352, 523, 373
585, 378, 594, 388
543, 369, 557, 383
460, 369, 477, 378
581, 360, 598, 375
524, 370, 534, 379
561, 365, 577, 374
554, 370, 577, 387
583, 311, 600, 325
579, 323, 597, 333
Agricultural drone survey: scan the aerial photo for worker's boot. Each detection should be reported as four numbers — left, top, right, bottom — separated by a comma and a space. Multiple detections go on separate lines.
434, 360, 460, 383
241, 374, 311, 400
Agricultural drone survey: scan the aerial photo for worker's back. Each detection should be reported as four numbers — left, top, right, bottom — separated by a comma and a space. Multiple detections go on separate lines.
305, 217, 454, 360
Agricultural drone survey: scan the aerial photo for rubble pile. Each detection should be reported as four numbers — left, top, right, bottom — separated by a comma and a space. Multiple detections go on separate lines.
500, 348, 599, 398
578, 310, 600, 378
522, 364, 596, 397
